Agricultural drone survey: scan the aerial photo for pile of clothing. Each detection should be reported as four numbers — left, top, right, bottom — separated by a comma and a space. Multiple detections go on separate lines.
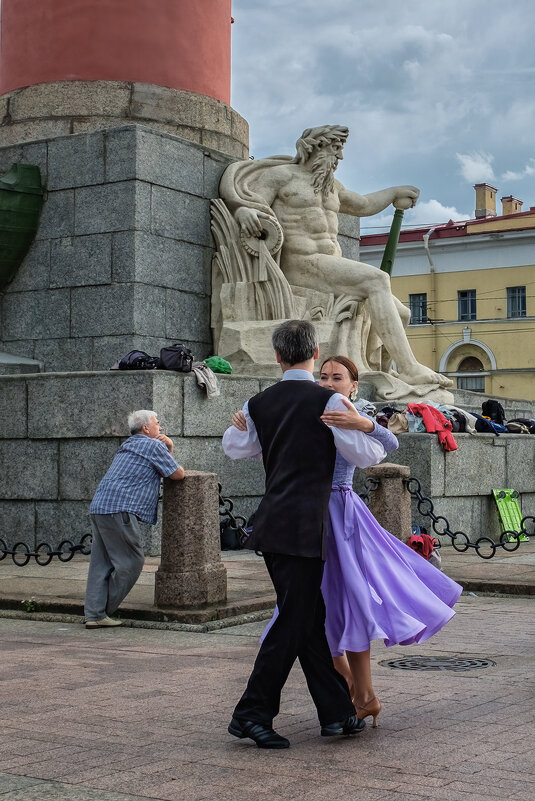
356, 397, 535, 453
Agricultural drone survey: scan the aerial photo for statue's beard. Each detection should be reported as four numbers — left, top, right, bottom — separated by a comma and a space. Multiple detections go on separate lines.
311, 153, 338, 200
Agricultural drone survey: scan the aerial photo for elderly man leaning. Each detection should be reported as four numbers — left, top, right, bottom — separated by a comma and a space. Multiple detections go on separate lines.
84, 410, 184, 629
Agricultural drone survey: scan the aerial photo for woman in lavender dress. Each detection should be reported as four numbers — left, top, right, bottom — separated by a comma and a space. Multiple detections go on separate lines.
232, 355, 462, 727
317, 356, 462, 726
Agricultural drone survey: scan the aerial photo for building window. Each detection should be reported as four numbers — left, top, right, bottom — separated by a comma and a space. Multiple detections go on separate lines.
456, 356, 485, 393
456, 375, 485, 392
408, 293, 427, 324
458, 290, 476, 321
507, 286, 526, 318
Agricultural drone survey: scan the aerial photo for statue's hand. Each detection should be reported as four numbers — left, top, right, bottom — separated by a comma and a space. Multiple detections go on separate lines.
393, 186, 420, 210
235, 207, 263, 237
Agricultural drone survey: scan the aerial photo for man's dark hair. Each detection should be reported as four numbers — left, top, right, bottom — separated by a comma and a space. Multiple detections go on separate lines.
272, 320, 318, 365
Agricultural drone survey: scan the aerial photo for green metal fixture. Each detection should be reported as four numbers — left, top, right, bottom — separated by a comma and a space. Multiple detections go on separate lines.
379, 208, 404, 275
0, 163, 45, 289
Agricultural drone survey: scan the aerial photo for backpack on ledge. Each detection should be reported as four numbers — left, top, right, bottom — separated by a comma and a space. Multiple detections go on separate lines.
117, 350, 159, 370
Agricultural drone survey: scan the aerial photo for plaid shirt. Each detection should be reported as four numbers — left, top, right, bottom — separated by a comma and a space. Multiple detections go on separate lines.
90, 434, 180, 524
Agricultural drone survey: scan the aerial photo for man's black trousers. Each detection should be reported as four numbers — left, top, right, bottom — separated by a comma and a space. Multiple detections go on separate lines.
233, 552, 355, 727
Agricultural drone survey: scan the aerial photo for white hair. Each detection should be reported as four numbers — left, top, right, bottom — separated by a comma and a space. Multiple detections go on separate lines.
128, 409, 157, 434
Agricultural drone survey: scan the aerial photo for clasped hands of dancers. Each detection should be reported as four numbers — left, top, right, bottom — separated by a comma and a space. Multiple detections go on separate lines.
222, 320, 462, 749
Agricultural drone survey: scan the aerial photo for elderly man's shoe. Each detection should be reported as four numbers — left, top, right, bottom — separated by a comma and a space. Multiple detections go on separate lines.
228, 717, 290, 749
321, 714, 366, 736
85, 616, 122, 628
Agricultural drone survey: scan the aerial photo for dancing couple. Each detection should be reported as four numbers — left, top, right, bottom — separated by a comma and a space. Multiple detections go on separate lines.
222, 320, 461, 749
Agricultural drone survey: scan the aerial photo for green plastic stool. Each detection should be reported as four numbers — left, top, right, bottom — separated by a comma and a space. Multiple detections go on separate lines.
492, 489, 529, 542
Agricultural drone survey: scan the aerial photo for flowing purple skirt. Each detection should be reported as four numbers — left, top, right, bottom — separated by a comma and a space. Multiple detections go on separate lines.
321, 486, 462, 655
261, 485, 462, 656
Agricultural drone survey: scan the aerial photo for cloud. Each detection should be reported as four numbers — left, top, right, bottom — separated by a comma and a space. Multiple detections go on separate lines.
501, 159, 535, 182
455, 152, 495, 183
231, 1, 535, 212
361, 199, 471, 233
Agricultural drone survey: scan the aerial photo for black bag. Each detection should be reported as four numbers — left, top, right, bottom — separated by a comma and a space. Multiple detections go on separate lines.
159, 344, 193, 372
507, 418, 535, 434
506, 421, 531, 434
481, 399, 505, 425
118, 350, 159, 370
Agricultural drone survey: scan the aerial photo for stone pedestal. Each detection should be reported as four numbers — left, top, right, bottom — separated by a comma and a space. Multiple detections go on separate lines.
0, 125, 241, 371
366, 462, 411, 541
155, 470, 227, 608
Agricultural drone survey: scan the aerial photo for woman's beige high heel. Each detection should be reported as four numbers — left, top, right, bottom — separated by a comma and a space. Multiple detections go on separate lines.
356, 696, 381, 727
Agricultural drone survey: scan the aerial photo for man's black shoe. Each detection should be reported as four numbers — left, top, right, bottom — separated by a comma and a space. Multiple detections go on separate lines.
321, 714, 366, 736
228, 717, 290, 749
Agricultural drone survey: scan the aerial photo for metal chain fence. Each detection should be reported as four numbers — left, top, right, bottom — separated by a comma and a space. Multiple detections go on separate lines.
1, 476, 531, 564
405, 476, 535, 559
0, 535, 93, 567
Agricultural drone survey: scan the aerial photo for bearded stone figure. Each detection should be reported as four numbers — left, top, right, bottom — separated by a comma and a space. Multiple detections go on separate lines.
211, 125, 453, 402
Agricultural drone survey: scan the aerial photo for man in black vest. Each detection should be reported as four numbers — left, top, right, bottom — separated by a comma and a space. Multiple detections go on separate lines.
222, 320, 386, 748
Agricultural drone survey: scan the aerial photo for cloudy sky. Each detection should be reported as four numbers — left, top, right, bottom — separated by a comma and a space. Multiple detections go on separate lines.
230, 0, 535, 232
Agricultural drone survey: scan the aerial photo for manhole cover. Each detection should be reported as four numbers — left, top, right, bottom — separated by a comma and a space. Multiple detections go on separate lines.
379, 656, 496, 672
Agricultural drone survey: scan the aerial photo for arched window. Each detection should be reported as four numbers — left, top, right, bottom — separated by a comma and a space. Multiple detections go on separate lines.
458, 356, 484, 372
456, 356, 485, 392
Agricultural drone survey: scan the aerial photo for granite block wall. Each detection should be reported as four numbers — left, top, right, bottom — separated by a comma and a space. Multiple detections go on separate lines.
0, 371, 266, 554
0, 125, 235, 371
1, 372, 534, 558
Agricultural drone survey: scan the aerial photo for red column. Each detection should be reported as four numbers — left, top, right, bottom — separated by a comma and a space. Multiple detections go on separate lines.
0, 0, 232, 103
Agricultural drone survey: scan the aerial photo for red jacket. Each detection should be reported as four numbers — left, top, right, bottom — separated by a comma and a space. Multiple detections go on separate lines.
407, 403, 458, 451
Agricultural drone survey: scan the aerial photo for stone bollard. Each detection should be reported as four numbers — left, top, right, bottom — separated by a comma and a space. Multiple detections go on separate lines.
154, 470, 227, 608
365, 462, 411, 541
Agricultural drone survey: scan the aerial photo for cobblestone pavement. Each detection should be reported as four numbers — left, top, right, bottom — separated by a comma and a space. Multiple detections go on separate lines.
1, 594, 534, 801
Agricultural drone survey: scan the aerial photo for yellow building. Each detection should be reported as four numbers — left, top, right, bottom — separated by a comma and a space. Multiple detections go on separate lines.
359, 184, 535, 401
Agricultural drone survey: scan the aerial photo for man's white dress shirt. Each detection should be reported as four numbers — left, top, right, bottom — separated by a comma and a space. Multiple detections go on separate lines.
222, 369, 386, 467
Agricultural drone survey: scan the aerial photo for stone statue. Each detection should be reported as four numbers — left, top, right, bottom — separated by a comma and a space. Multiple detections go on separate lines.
211, 125, 453, 402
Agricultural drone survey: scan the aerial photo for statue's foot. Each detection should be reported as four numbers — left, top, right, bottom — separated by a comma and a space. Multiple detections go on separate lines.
397, 364, 453, 388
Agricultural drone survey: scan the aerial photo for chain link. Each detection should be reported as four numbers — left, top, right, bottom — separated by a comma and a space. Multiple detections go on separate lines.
358, 476, 380, 506
0, 535, 93, 567
218, 484, 251, 547
404, 477, 534, 559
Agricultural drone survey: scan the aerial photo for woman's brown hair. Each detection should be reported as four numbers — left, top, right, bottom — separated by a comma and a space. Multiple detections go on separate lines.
320, 355, 359, 382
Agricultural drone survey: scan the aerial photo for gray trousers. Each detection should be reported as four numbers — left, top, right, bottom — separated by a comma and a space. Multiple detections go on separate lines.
84, 512, 145, 621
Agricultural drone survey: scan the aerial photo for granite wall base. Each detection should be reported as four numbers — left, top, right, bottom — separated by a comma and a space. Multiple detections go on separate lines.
1, 372, 534, 556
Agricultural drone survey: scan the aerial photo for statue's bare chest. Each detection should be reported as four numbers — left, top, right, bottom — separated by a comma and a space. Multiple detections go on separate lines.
276, 178, 340, 213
